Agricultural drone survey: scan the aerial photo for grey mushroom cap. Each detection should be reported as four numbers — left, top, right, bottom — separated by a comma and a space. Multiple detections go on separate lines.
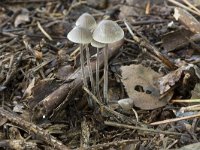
118, 98, 134, 111
67, 26, 92, 44
76, 13, 96, 31
91, 39, 106, 48
92, 20, 124, 44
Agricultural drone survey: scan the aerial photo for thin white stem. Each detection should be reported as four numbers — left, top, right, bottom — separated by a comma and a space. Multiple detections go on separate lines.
86, 46, 95, 94
80, 44, 92, 107
103, 44, 108, 104
96, 48, 101, 99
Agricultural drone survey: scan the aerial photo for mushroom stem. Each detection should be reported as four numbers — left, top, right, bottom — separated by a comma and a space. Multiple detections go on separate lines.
80, 44, 92, 107
86, 45, 96, 95
96, 48, 101, 99
103, 44, 108, 104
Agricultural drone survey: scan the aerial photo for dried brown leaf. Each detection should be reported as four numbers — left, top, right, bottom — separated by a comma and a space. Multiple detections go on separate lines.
121, 64, 171, 110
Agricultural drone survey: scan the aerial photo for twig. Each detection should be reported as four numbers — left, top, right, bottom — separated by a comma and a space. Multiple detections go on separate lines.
104, 121, 183, 136
180, 104, 200, 111
0, 108, 69, 150
172, 99, 200, 103
37, 21, 53, 41
150, 113, 200, 125
183, 0, 200, 14
168, 0, 200, 17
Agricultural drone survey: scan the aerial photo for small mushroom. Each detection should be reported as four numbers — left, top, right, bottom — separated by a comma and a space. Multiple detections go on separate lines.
75, 13, 97, 97
67, 26, 93, 106
76, 13, 96, 31
118, 98, 134, 111
91, 39, 106, 99
92, 20, 124, 104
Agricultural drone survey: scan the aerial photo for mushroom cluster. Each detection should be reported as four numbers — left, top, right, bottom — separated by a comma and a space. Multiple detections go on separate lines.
67, 13, 124, 106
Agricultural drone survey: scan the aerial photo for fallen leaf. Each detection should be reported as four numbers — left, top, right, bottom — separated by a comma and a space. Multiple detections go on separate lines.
14, 8, 30, 27
121, 64, 172, 110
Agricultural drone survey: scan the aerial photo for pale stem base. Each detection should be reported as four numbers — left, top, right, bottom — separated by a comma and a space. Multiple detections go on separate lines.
80, 44, 93, 107
103, 44, 108, 104
86, 46, 95, 95
96, 48, 101, 100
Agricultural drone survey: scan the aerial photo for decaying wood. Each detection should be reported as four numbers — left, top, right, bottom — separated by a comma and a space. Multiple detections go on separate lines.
32, 40, 124, 120
174, 7, 200, 34
0, 107, 69, 150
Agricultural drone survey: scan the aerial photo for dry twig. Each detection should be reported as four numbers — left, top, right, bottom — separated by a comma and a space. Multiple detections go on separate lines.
0, 108, 69, 150
151, 113, 200, 125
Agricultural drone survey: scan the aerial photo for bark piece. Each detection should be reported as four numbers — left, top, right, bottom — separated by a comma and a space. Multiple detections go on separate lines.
0, 108, 69, 150
174, 7, 200, 34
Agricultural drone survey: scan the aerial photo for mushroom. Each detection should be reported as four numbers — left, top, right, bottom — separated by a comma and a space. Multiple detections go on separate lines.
76, 13, 96, 96
67, 26, 93, 106
91, 39, 106, 99
92, 20, 124, 104
118, 98, 134, 111
76, 13, 96, 31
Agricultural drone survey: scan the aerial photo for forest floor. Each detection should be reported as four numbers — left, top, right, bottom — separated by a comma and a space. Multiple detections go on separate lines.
0, 0, 200, 149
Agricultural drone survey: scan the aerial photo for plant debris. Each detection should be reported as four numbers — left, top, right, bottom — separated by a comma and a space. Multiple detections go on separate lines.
121, 64, 173, 110
1, 0, 200, 149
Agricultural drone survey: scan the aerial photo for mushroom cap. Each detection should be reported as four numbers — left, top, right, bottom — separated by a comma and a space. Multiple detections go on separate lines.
91, 39, 106, 48
76, 13, 96, 31
92, 20, 124, 44
118, 98, 134, 111
67, 26, 92, 44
